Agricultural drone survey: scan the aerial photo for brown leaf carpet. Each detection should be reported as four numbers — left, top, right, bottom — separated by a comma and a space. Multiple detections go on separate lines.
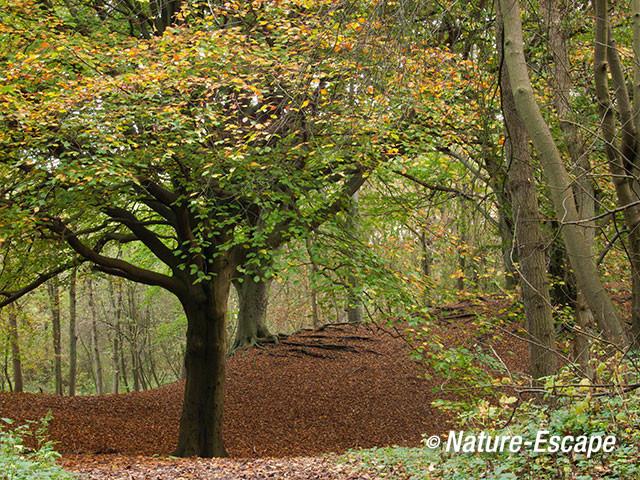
0, 310, 528, 460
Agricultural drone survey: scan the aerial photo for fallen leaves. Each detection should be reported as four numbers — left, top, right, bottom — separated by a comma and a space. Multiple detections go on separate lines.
61, 454, 378, 480
0, 315, 529, 464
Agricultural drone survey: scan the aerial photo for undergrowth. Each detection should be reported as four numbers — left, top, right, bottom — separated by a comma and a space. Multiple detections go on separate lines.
0, 412, 76, 480
341, 350, 640, 479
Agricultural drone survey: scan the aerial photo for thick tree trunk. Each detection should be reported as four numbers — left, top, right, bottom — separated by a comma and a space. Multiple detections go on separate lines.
68, 268, 77, 396
7, 305, 23, 393
47, 278, 63, 395
232, 274, 274, 350
499, 0, 627, 345
175, 272, 232, 458
498, 16, 557, 379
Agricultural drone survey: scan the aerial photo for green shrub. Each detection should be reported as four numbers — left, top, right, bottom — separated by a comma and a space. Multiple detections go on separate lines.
0, 413, 76, 480
341, 356, 640, 479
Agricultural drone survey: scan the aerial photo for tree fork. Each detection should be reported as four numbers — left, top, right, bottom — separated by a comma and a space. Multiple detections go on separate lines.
499, 0, 627, 345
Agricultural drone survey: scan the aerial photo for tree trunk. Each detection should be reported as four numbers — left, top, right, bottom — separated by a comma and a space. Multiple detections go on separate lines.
68, 268, 77, 396
87, 278, 104, 395
231, 274, 274, 350
498, 207, 518, 289
127, 287, 141, 392
543, 0, 596, 370
306, 237, 321, 328
456, 211, 467, 291
47, 278, 63, 395
174, 272, 232, 458
419, 230, 433, 307
109, 278, 123, 394
594, 0, 640, 348
498, 15, 557, 379
7, 305, 23, 393
112, 321, 120, 394
346, 192, 363, 325
119, 327, 130, 392
499, 0, 627, 345
484, 152, 519, 289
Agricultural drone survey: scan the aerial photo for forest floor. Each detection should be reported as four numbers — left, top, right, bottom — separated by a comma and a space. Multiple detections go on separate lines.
0, 293, 531, 479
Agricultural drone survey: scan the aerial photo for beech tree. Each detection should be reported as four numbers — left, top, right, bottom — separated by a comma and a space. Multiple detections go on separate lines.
231, 271, 275, 350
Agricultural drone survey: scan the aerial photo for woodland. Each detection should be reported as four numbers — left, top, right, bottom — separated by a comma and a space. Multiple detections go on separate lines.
1, 0, 640, 478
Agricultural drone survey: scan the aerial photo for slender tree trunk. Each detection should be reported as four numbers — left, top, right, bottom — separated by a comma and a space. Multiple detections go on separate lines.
306, 237, 321, 329
231, 274, 274, 350
87, 278, 104, 395
127, 288, 141, 392
483, 154, 519, 289
346, 192, 363, 325
419, 230, 433, 307
499, 0, 627, 345
498, 207, 518, 288
594, 0, 640, 347
456, 211, 466, 291
47, 278, 63, 395
6, 305, 23, 393
119, 327, 130, 392
112, 322, 120, 394
498, 15, 557, 379
109, 278, 123, 394
68, 268, 77, 396
174, 270, 232, 458
543, 0, 596, 371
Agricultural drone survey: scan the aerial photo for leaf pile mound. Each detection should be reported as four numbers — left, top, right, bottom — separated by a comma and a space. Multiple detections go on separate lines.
0, 313, 528, 459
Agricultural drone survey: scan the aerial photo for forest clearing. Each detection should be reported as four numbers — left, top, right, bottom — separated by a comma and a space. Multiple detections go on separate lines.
2, 0, 640, 478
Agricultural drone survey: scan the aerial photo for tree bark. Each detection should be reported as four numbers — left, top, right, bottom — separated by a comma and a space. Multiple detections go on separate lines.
306, 237, 321, 328
594, 0, 640, 348
174, 268, 232, 458
346, 192, 363, 325
419, 230, 433, 307
498, 12, 557, 379
47, 278, 63, 395
543, 0, 595, 372
68, 268, 77, 396
119, 326, 130, 392
87, 278, 104, 395
126, 287, 142, 392
499, 0, 627, 345
231, 273, 274, 350
109, 278, 123, 394
6, 305, 23, 393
